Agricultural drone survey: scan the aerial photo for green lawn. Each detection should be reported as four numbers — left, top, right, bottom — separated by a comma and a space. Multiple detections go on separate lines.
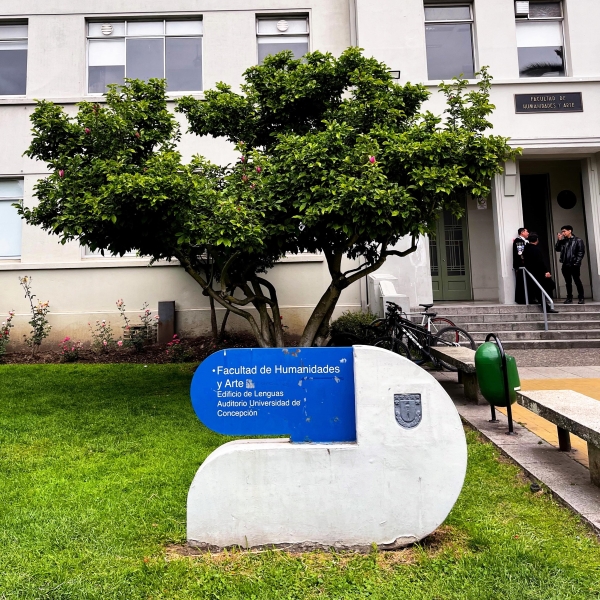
1, 364, 599, 600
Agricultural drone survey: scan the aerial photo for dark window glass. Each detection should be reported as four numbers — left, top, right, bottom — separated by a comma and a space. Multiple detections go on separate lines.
518, 47, 564, 77
88, 65, 125, 93
258, 42, 309, 64
166, 37, 202, 91
0, 48, 27, 95
529, 2, 562, 18
126, 38, 164, 81
425, 23, 474, 80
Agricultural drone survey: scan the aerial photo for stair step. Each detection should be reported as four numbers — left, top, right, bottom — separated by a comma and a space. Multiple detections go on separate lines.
494, 339, 600, 350
470, 329, 600, 341
457, 320, 600, 332
428, 312, 600, 324
422, 303, 599, 315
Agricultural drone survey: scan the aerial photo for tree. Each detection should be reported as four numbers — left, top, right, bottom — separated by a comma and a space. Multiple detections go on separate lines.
20, 48, 517, 348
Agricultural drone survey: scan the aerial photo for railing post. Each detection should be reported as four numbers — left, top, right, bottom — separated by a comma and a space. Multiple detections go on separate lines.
542, 297, 548, 332
522, 268, 529, 305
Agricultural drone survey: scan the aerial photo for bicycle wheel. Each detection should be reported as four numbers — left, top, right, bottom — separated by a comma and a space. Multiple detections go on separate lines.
400, 329, 429, 366
373, 337, 411, 360
432, 326, 476, 371
326, 332, 362, 347
429, 317, 456, 336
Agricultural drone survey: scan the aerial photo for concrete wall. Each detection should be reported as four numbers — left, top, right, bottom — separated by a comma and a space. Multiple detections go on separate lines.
466, 194, 498, 301
0, 1, 357, 345
356, 0, 600, 304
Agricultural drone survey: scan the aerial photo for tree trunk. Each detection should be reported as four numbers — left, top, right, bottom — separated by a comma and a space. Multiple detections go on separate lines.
209, 295, 218, 340
219, 309, 230, 340
299, 283, 343, 347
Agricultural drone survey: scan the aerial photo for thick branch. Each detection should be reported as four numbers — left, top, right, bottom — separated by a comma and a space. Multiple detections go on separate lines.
177, 253, 270, 347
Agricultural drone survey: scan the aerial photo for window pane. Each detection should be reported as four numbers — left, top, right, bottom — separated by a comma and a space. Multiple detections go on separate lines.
424, 6, 471, 21
166, 37, 202, 91
0, 179, 24, 197
0, 201, 22, 257
88, 65, 125, 93
126, 38, 164, 81
258, 40, 309, 64
166, 21, 203, 36
89, 39, 125, 66
425, 23, 474, 79
127, 21, 164, 36
516, 21, 562, 47
518, 46, 564, 77
0, 24, 28, 39
0, 45, 27, 95
88, 22, 125, 38
257, 18, 309, 35
529, 2, 562, 18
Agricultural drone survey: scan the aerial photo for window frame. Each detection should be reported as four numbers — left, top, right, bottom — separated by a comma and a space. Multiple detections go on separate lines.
255, 15, 310, 65
0, 20, 28, 98
423, 3, 476, 81
515, 1, 566, 78
86, 18, 204, 96
0, 179, 23, 259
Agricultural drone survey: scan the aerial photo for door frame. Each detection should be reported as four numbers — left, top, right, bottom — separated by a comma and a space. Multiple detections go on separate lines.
430, 202, 473, 302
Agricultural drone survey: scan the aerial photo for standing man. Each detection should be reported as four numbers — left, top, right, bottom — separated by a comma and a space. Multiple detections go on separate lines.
555, 225, 586, 304
513, 227, 529, 304
523, 233, 558, 313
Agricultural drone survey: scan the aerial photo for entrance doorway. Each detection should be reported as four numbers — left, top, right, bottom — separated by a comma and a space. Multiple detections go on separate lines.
520, 160, 592, 299
430, 207, 472, 301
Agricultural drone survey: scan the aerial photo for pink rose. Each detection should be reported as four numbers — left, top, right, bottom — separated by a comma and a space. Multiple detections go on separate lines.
369, 156, 376, 164
85, 128, 91, 134
256, 166, 261, 173
59, 170, 65, 178
117, 340, 123, 347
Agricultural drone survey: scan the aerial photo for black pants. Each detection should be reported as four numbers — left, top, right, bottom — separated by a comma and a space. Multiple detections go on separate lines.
562, 264, 584, 300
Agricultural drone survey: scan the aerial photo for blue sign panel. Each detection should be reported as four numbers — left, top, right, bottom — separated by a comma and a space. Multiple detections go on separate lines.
191, 347, 356, 442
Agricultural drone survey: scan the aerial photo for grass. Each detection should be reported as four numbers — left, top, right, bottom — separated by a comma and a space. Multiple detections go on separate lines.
0, 364, 599, 599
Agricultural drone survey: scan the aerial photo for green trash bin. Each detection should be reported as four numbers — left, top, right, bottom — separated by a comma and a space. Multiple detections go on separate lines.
475, 342, 521, 407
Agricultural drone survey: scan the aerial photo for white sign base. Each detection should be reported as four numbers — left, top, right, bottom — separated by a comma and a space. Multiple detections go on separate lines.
188, 345, 467, 550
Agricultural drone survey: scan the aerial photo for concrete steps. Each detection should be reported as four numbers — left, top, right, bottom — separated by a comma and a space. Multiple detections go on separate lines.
414, 302, 600, 349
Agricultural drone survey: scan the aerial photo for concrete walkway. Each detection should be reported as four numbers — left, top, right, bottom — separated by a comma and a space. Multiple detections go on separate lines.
433, 368, 600, 534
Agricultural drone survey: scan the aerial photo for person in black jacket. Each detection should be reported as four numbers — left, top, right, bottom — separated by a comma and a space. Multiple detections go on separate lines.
513, 227, 529, 304
523, 233, 558, 313
555, 225, 586, 304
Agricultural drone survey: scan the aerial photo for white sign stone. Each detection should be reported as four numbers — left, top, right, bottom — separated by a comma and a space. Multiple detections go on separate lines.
188, 345, 467, 550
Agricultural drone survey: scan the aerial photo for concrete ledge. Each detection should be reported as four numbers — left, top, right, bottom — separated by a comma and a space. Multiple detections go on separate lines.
438, 381, 600, 536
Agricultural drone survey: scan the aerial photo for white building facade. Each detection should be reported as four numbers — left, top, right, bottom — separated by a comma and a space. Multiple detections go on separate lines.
1, 1, 600, 342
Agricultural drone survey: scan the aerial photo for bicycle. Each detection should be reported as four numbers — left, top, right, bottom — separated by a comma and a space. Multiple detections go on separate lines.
327, 312, 412, 361
413, 303, 456, 335
373, 301, 475, 371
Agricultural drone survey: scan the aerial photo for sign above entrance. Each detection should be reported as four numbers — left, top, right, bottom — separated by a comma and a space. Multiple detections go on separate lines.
515, 92, 583, 114
190, 347, 356, 442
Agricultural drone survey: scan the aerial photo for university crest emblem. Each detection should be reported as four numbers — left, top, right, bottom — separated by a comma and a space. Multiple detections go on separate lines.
394, 393, 422, 429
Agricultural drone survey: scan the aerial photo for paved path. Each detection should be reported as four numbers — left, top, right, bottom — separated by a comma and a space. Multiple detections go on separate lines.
432, 366, 600, 533
434, 368, 600, 469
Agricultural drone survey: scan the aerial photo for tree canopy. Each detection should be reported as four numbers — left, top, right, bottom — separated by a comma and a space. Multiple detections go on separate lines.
21, 48, 517, 347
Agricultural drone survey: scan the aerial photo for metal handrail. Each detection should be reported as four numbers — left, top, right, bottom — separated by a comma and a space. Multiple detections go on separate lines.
519, 267, 554, 331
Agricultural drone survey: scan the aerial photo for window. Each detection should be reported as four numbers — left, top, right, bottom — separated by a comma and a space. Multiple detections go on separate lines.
424, 5, 474, 80
87, 19, 203, 94
0, 23, 27, 95
516, 1, 565, 77
0, 179, 23, 258
257, 17, 309, 64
